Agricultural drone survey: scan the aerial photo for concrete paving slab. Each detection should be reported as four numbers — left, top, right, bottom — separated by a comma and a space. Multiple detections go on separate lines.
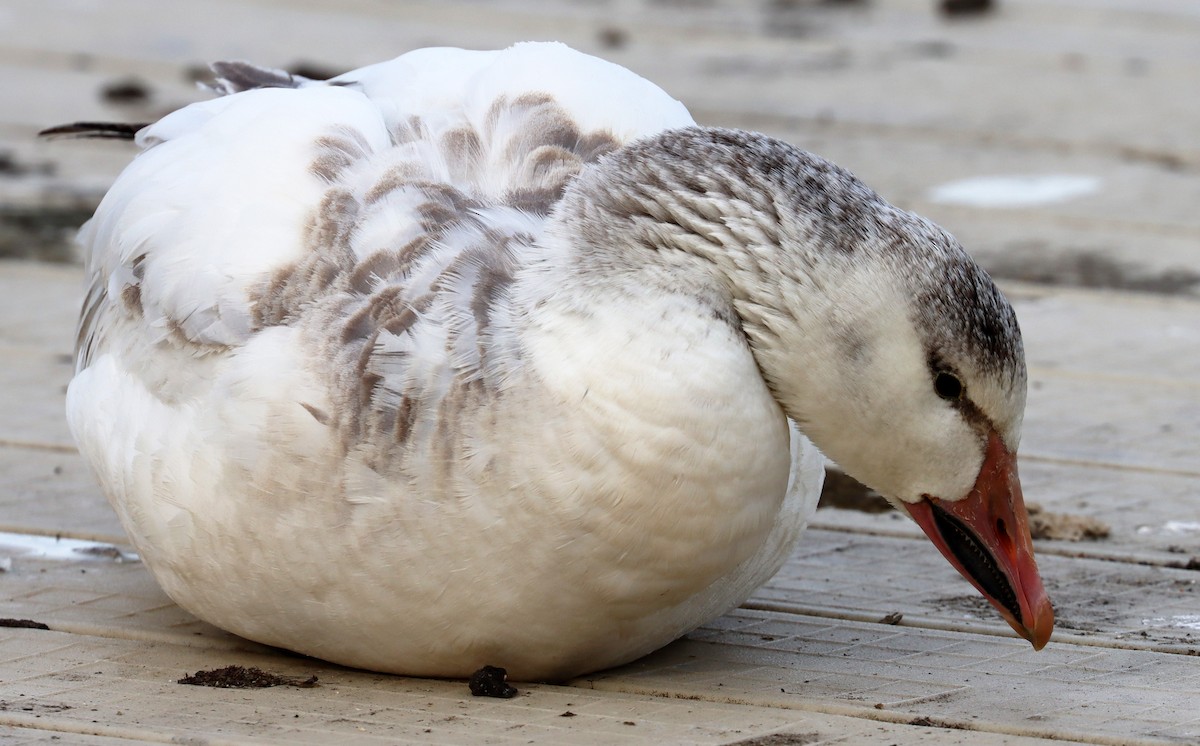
754, 529, 1200, 653
0, 262, 79, 351
1012, 289, 1200, 480
0, 447, 121, 540
0, 725, 148, 746
583, 609, 1200, 745
0, 354, 73, 448
2, 554, 256, 651
1022, 373, 1199, 473
0, 262, 77, 447
0, 626, 1097, 746
1014, 287, 1200, 380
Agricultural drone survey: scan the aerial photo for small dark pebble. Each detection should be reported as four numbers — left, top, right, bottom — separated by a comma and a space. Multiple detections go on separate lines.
178, 665, 318, 689
0, 618, 51, 630
560, 711, 577, 717
597, 27, 628, 49
101, 78, 152, 105
940, 0, 993, 16
0, 151, 55, 177
468, 665, 518, 698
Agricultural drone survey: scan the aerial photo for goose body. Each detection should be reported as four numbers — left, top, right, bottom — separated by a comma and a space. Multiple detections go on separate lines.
66, 42, 1052, 681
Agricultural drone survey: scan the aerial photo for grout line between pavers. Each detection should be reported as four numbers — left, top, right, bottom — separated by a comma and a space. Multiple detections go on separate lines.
0, 524, 130, 546
739, 602, 1200, 659
0, 438, 77, 453
693, 107, 1200, 181
16, 621, 266, 655
1024, 366, 1200, 391
0, 710, 253, 746
804, 520, 1196, 569
997, 280, 1200, 307
572, 676, 1181, 746
1018, 453, 1200, 480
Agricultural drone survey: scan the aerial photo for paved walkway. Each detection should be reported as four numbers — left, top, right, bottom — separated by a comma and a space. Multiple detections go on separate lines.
2, 0, 1199, 743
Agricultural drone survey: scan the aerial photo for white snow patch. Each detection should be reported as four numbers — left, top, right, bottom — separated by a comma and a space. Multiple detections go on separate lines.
928, 175, 1100, 208
1142, 615, 1200, 631
1136, 521, 1200, 536
0, 531, 138, 562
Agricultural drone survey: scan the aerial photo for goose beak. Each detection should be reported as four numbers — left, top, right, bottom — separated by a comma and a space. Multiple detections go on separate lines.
904, 430, 1054, 650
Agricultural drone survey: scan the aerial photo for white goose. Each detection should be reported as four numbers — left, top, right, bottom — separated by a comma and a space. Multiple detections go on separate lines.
62, 42, 1053, 681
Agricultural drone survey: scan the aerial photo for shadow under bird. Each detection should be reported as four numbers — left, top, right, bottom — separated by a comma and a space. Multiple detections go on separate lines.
49, 42, 1053, 681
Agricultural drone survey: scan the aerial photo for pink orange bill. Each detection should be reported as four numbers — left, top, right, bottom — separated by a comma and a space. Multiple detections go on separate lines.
904, 430, 1054, 650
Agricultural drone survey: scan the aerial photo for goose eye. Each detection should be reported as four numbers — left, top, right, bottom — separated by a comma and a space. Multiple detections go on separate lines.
934, 371, 964, 401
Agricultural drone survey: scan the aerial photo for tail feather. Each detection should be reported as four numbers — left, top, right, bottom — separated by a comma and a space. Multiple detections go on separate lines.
40, 61, 333, 140
207, 61, 309, 95
38, 121, 146, 140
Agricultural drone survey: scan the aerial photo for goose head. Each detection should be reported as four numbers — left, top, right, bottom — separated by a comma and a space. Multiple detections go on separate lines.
774, 228, 1056, 651
566, 127, 1054, 649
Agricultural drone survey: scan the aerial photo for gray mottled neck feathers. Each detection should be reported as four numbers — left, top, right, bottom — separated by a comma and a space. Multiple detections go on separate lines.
556, 126, 1023, 384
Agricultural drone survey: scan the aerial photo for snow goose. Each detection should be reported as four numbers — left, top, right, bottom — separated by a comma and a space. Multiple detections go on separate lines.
58, 42, 1053, 680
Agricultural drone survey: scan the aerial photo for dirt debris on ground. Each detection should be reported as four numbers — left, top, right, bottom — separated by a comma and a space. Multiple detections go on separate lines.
101, 77, 153, 106
0, 618, 50, 630
726, 732, 822, 746
177, 665, 319, 689
468, 665, 518, 698
1027, 502, 1111, 541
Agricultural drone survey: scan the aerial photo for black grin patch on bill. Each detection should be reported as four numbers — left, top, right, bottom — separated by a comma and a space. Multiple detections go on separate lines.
931, 503, 1022, 622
